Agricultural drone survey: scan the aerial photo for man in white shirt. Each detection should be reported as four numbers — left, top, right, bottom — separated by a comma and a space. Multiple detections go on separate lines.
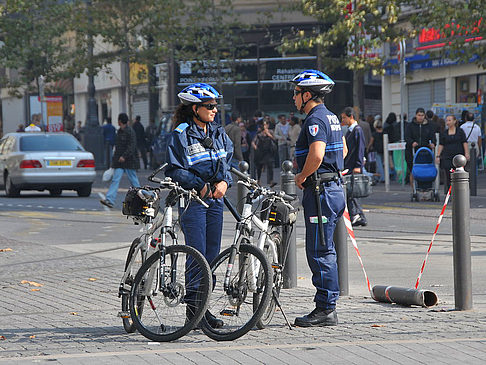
460, 112, 482, 157
274, 114, 290, 165
460, 112, 482, 176
25, 123, 41, 132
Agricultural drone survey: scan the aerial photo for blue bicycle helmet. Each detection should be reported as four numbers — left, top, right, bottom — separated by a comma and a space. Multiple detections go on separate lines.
177, 83, 222, 105
290, 69, 335, 94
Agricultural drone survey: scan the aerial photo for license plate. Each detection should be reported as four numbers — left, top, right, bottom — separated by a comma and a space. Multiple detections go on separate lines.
47, 160, 72, 167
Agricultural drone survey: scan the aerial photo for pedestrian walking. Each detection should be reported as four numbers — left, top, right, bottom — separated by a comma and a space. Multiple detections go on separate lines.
132, 115, 148, 170
252, 120, 277, 186
275, 114, 290, 165
165, 83, 233, 328
100, 113, 141, 208
102, 118, 116, 168
291, 69, 346, 327
368, 118, 385, 184
436, 115, 469, 193
288, 115, 302, 162
341, 107, 367, 227
405, 108, 436, 189
224, 112, 243, 168
145, 118, 158, 169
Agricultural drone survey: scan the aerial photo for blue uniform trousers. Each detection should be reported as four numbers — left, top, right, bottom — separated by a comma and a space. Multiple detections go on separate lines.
302, 180, 345, 309
180, 198, 223, 303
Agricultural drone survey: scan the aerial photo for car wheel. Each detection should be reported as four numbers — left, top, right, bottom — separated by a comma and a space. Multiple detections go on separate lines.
77, 184, 92, 197
49, 189, 62, 197
5, 174, 20, 197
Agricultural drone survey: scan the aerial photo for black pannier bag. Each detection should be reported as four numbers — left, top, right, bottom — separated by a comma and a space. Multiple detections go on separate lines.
342, 173, 372, 198
261, 199, 297, 226
122, 187, 160, 217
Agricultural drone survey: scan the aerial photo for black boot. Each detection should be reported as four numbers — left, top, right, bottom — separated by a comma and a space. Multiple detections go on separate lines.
294, 308, 338, 327
205, 310, 223, 329
186, 307, 223, 329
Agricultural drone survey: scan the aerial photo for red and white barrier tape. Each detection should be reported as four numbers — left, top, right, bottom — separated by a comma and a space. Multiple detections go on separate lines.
414, 185, 452, 289
343, 206, 373, 297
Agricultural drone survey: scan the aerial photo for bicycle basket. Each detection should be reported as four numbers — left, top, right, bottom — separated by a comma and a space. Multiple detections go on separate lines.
122, 187, 160, 217
261, 199, 297, 226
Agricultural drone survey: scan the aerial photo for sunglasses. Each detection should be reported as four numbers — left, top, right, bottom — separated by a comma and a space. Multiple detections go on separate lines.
200, 103, 218, 110
293, 89, 302, 96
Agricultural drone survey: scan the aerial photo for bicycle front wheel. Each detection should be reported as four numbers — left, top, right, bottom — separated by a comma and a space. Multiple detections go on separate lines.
130, 245, 211, 342
202, 243, 272, 341
121, 237, 146, 333
255, 231, 283, 329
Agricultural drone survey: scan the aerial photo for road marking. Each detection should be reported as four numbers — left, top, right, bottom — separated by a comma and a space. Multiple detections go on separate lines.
4, 337, 486, 362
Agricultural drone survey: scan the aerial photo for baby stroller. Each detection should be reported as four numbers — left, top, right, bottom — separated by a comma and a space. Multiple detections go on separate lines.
411, 147, 439, 202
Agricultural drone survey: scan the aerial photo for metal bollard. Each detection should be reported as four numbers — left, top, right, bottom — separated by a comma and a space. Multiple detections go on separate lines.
236, 161, 249, 215
469, 143, 477, 196
451, 155, 473, 310
334, 216, 348, 296
281, 160, 297, 289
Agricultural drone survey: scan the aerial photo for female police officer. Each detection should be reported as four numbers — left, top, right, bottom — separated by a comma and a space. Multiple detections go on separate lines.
291, 70, 347, 327
165, 83, 233, 328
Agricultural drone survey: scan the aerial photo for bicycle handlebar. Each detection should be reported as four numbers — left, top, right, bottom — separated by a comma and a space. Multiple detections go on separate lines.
148, 163, 168, 183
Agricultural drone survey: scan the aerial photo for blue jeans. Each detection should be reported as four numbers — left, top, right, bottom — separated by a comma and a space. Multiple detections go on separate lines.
375, 153, 385, 182
105, 168, 140, 204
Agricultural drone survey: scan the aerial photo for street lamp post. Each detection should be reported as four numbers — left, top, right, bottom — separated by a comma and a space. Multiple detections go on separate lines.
81, 0, 105, 170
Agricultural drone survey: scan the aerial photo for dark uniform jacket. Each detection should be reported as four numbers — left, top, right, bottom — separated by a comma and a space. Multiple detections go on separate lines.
344, 123, 365, 171
165, 121, 233, 191
295, 104, 344, 175
112, 126, 140, 170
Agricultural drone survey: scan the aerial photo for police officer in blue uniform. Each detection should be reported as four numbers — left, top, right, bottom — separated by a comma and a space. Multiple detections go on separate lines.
291, 70, 347, 327
165, 83, 233, 328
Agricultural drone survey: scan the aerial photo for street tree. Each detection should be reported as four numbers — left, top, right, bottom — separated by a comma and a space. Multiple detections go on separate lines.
184, 0, 245, 124
281, 0, 404, 112
0, 0, 77, 96
69, 0, 187, 120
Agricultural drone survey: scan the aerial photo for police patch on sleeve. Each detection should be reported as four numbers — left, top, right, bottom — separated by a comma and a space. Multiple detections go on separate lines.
309, 125, 319, 136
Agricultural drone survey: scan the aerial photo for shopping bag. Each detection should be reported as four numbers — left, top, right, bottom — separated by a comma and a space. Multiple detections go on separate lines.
102, 168, 114, 182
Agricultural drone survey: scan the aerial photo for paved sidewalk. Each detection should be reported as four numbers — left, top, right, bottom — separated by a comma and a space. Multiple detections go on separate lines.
1, 170, 486, 364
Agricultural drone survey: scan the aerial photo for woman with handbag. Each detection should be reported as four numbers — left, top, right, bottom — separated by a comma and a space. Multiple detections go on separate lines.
436, 114, 469, 194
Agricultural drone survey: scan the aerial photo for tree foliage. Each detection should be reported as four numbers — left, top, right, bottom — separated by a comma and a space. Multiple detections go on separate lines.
282, 0, 403, 73
410, 0, 486, 69
0, 0, 77, 94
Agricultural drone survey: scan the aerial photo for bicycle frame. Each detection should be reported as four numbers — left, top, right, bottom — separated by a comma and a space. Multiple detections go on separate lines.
222, 196, 279, 294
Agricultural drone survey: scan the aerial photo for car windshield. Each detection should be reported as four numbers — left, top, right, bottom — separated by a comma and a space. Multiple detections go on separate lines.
19, 135, 84, 152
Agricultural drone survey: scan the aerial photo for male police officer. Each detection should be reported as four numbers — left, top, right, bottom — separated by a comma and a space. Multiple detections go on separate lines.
291, 70, 347, 326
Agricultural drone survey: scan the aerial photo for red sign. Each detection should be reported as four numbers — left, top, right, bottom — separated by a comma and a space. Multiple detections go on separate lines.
417, 18, 483, 50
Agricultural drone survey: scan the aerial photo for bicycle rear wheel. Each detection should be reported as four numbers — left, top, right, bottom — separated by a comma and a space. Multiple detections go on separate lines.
121, 237, 146, 333
255, 231, 282, 329
130, 245, 211, 342
202, 243, 272, 341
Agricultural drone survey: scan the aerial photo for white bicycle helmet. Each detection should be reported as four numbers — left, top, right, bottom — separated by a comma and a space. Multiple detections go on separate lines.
290, 69, 335, 94
177, 83, 222, 105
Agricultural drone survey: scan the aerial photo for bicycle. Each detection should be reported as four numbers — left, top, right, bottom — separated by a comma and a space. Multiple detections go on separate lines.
121, 165, 212, 342
200, 167, 296, 341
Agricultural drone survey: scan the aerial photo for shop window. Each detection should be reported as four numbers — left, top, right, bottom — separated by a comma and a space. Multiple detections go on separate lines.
456, 76, 477, 103
478, 74, 486, 105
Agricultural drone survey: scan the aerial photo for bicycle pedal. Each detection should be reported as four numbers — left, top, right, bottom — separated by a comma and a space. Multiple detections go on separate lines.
118, 311, 130, 318
271, 263, 282, 270
220, 309, 236, 317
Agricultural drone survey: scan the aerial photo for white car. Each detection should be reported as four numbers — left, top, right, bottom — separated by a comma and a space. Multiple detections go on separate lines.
0, 132, 96, 197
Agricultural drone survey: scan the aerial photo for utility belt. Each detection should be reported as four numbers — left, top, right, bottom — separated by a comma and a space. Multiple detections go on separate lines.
302, 172, 341, 188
